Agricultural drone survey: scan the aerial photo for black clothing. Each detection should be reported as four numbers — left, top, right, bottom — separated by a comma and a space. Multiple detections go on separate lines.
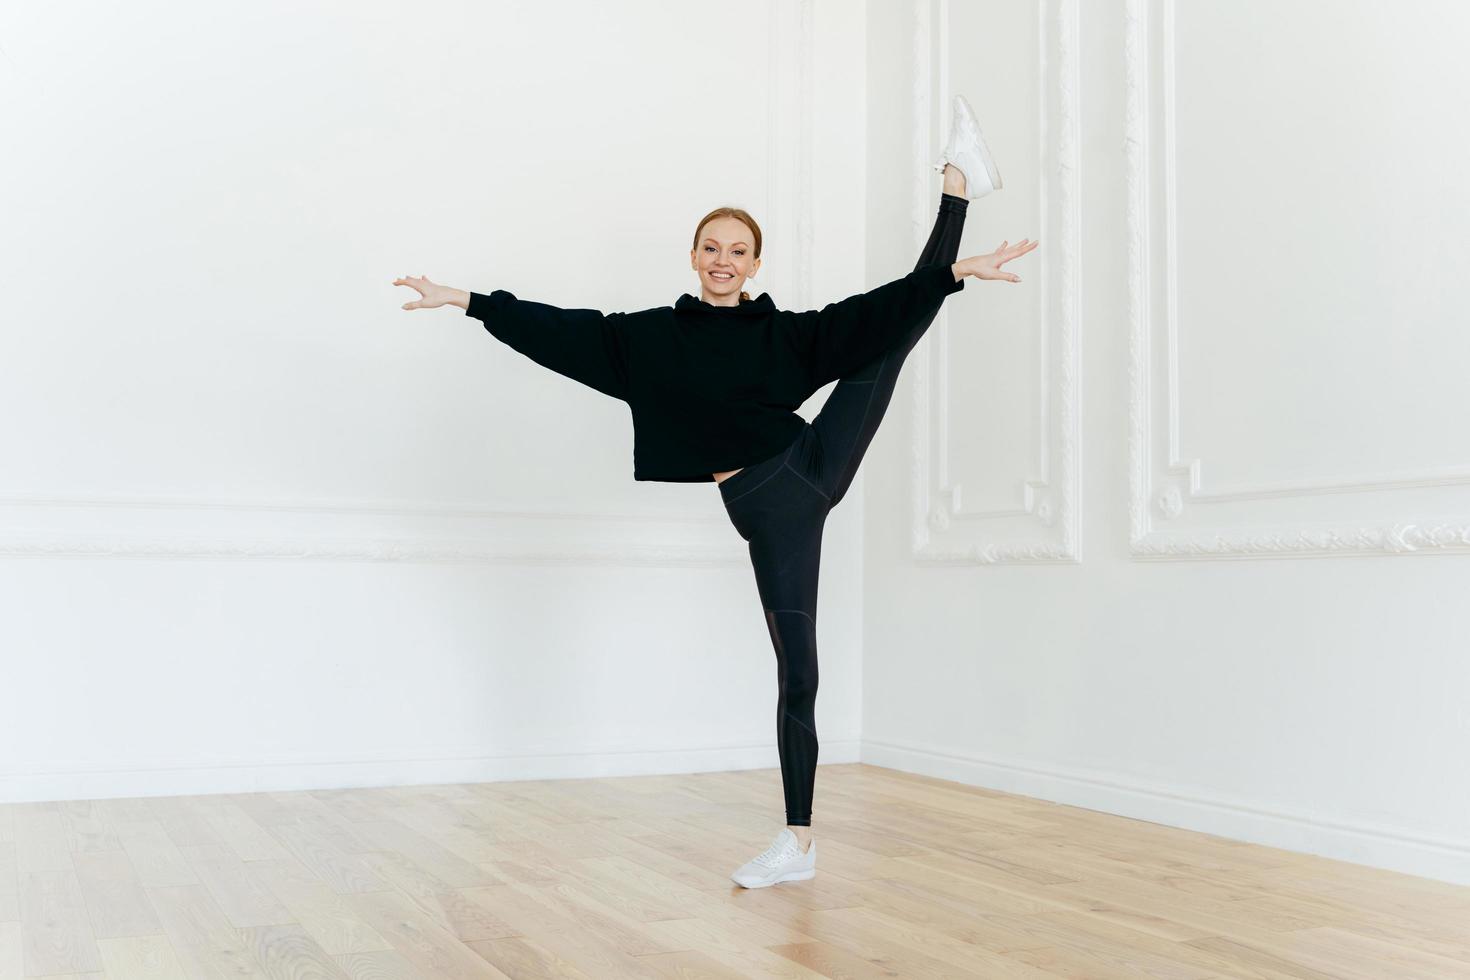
465, 253, 964, 482
465, 192, 970, 827
719, 192, 969, 825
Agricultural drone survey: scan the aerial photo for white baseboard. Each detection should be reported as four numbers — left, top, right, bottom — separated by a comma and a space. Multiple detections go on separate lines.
860, 737, 1470, 888
0, 737, 862, 806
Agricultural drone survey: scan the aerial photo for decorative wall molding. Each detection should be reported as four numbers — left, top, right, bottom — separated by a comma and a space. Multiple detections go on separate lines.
909, 0, 1083, 564
1125, 0, 1470, 559
0, 0, 814, 567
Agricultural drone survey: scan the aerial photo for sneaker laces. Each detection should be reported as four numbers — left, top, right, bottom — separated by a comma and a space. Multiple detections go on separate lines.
752, 834, 798, 868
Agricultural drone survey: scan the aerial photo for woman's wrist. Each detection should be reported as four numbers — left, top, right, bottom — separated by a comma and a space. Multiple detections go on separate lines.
951, 259, 969, 282
448, 287, 470, 310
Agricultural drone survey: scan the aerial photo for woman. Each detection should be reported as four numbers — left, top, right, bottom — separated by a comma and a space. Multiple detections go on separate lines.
394, 95, 1036, 889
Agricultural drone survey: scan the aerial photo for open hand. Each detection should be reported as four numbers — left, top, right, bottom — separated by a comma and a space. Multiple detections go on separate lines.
960, 239, 1038, 282
392, 274, 455, 310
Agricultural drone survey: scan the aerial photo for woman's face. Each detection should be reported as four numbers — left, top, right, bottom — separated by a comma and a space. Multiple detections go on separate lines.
691, 216, 761, 301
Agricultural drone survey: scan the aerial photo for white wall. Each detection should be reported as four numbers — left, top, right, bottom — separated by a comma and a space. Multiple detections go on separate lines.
0, 0, 872, 803
862, 0, 1470, 886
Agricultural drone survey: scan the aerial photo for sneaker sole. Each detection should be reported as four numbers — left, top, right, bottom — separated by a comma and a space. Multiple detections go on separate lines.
954, 95, 1003, 191
732, 868, 816, 889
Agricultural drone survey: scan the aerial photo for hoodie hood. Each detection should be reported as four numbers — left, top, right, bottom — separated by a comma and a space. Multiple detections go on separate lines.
674, 291, 777, 316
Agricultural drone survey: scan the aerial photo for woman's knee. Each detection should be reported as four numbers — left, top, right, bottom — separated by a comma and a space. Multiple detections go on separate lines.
783, 669, 819, 709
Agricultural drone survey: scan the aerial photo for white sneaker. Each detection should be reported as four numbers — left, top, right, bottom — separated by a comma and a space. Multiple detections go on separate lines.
730, 828, 816, 888
932, 94, 1002, 200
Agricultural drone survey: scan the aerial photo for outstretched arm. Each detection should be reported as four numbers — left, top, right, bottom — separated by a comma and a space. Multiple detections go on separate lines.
394, 275, 631, 402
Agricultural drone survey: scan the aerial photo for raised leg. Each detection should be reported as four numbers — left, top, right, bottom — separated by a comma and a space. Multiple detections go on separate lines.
810, 192, 969, 507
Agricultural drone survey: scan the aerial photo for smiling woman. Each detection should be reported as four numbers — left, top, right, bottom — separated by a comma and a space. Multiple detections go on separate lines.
390, 93, 1038, 890
691, 205, 763, 308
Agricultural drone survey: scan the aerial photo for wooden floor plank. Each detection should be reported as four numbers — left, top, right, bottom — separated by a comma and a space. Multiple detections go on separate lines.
19, 870, 104, 976
0, 921, 22, 980
94, 934, 188, 979
238, 922, 353, 979
71, 849, 163, 939
344, 889, 511, 979
177, 843, 295, 929
0, 845, 17, 923
246, 857, 395, 956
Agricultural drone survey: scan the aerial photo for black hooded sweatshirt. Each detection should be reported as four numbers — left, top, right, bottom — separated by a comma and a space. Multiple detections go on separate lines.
465, 262, 964, 482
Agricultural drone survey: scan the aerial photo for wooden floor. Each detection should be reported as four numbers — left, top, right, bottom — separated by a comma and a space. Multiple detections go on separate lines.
3, 763, 1468, 979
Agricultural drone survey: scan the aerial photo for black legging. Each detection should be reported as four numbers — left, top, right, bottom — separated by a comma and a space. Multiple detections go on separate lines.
717, 191, 968, 826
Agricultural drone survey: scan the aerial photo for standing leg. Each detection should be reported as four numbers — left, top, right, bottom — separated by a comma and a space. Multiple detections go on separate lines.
746, 513, 824, 830
720, 446, 829, 832
810, 191, 969, 507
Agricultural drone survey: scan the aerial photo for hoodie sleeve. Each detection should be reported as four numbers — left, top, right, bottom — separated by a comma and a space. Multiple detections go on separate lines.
466, 290, 631, 401
777, 262, 964, 392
